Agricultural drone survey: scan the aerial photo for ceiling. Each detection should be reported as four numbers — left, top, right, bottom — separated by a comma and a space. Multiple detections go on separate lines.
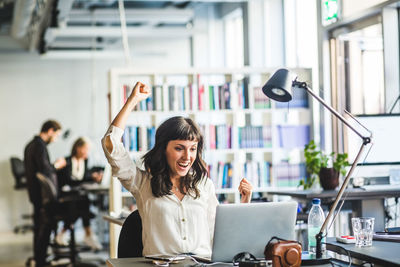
0, 0, 242, 55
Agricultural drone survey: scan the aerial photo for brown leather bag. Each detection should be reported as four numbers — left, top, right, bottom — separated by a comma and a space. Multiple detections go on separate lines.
264, 237, 302, 267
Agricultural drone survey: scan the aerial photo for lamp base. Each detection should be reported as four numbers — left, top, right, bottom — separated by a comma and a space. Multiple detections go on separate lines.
301, 252, 331, 265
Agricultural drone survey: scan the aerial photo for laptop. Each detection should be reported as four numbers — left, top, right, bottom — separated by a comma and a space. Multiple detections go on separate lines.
197, 201, 298, 263
80, 163, 111, 190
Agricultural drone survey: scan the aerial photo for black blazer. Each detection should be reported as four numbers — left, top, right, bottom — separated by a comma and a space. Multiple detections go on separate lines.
24, 136, 58, 206
56, 156, 94, 188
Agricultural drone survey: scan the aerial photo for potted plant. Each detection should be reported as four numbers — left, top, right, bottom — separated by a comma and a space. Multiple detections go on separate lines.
300, 140, 350, 190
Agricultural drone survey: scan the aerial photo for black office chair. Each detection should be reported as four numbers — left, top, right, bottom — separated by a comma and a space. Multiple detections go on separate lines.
10, 157, 27, 188
36, 172, 98, 267
10, 157, 33, 234
117, 209, 143, 258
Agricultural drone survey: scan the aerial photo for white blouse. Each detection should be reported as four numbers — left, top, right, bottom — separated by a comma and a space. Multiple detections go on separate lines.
102, 125, 219, 257
71, 157, 85, 180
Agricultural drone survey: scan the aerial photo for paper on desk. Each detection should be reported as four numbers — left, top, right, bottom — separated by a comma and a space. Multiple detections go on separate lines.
373, 233, 400, 242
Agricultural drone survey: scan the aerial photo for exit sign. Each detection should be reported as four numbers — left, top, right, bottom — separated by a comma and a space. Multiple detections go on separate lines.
322, 0, 338, 26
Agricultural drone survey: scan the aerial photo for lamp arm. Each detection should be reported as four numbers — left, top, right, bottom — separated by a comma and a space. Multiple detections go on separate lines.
315, 142, 368, 257
389, 94, 400, 114
293, 80, 372, 259
293, 80, 369, 143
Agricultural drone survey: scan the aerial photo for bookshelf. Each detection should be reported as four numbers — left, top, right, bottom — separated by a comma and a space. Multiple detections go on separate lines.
106, 67, 312, 256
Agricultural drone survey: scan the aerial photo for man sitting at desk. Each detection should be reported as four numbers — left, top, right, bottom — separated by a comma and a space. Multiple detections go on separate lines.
56, 137, 103, 251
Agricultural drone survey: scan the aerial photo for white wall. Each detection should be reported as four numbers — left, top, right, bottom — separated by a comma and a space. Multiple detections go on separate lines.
0, 35, 192, 232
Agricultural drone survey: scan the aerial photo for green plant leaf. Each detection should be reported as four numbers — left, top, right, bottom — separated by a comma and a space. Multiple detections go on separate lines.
303, 140, 350, 189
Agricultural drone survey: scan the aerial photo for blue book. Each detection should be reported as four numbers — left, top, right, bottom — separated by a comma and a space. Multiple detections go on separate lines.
129, 126, 138, 151
277, 125, 310, 149
226, 163, 233, 188
222, 163, 228, 188
147, 127, 156, 149
123, 128, 129, 150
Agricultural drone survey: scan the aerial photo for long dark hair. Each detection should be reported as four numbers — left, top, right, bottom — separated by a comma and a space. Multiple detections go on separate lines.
142, 116, 208, 198
71, 137, 89, 157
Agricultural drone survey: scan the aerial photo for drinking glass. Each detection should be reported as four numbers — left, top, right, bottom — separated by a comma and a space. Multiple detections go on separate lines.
351, 217, 375, 247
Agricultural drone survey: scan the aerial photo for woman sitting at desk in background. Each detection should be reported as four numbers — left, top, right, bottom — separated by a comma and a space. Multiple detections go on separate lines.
56, 137, 103, 251
102, 81, 253, 257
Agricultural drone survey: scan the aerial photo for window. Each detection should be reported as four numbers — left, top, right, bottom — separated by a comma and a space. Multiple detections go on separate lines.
335, 22, 385, 114
342, 0, 387, 18
223, 8, 244, 68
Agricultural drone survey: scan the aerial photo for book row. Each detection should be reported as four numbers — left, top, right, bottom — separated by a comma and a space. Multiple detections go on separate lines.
208, 161, 306, 189
120, 160, 307, 192
208, 161, 271, 189
274, 162, 307, 187
238, 126, 272, 148
122, 79, 303, 112
122, 126, 156, 152
122, 124, 276, 152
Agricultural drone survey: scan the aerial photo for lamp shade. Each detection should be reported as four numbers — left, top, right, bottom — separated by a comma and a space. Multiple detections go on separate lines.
262, 68, 293, 102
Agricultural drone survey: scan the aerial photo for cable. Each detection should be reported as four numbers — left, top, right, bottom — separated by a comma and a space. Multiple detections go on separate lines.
118, 0, 133, 67
327, 138, 374, 232
324, 242, 352, 267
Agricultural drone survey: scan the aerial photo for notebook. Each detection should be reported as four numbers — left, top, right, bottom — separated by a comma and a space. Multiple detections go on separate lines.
196, 201, 298, 263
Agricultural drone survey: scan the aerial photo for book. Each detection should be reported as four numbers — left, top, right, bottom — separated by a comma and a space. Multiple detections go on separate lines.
226, 163, 233, 188
191, 83, 198, 111
162, 84, 169, 111
154, 85, 163, 111
129, 126, 138, 151
122, 128, 130, 150
122, 84, 129, 104
230, 82, 239, 110
242, 77, 250, 109
276, 125, 310, 149
213, 84, 220, 110
209, 125, 216, 149
198, 84, 205, 111
184, 85, 190, 111
209, 85, 215, 110
147, 127, 156, 150
223, 83, 231, 109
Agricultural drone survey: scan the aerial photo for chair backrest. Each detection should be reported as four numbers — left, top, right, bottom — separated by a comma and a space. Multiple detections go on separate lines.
10, 157, 27, 189
36, 172, 58, 206
118, 209, 143, 258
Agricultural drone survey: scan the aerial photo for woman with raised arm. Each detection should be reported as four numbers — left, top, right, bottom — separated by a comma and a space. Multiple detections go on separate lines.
102, 81, 253, 257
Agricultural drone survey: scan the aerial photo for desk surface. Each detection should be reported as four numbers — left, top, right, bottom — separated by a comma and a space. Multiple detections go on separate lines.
106, 257, 350, 267
103, 214, 125, 226
80, 183, 109, 193
268, 187, 400, 201
327, 238, 400, 266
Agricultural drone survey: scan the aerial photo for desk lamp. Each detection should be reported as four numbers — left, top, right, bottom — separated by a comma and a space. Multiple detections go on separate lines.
262, 69, 372, 262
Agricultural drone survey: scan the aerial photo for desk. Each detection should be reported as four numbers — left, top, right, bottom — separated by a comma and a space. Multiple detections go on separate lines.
106, 240, 400, 267
103, 214, 125, 226
80, 183, 109, 193
327, 238, 400, 266
106, 257, 351, 267
267, 187, 400, 231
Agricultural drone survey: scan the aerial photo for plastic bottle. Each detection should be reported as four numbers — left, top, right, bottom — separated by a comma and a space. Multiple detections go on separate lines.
308, 198, 326, 254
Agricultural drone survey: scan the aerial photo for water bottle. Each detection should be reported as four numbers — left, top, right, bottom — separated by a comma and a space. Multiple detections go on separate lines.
308, 198, 325, 254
